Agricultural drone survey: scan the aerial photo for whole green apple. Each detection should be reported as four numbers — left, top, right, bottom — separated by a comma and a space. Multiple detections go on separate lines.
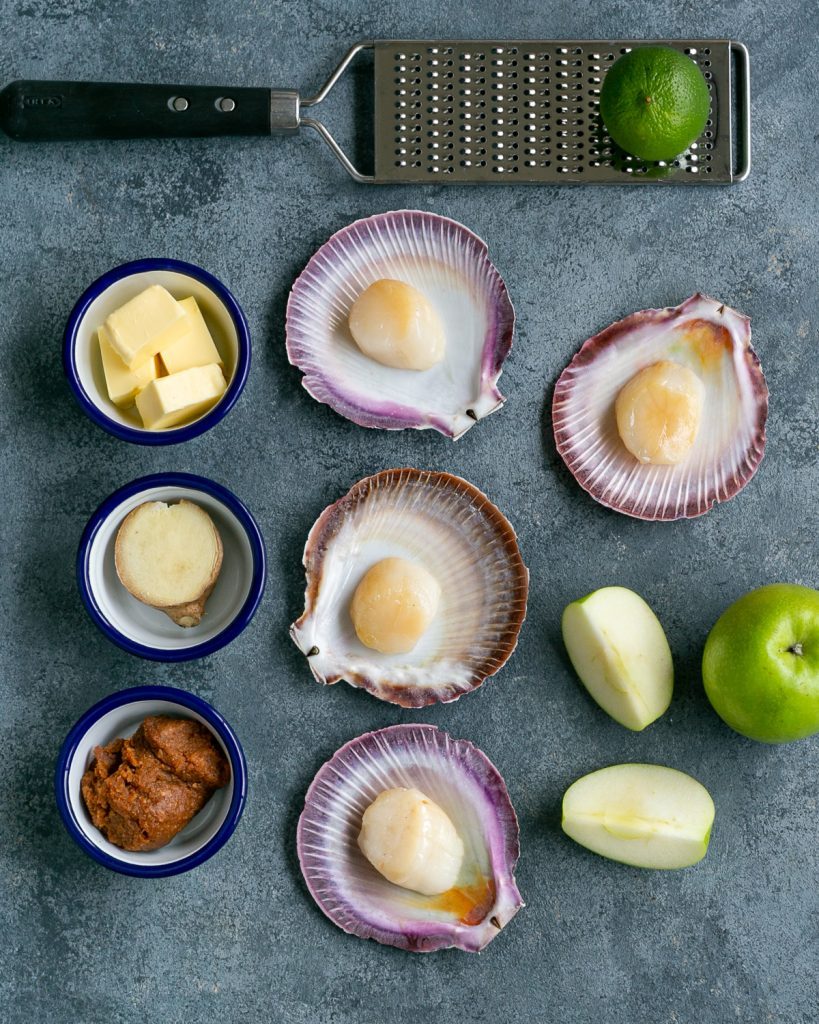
702, 583, 819, 743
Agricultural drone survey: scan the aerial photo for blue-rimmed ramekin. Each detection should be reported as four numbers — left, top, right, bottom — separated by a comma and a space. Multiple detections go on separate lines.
77, 473, 266, 661
63, 258, 250, 444
55, 685, 248, 877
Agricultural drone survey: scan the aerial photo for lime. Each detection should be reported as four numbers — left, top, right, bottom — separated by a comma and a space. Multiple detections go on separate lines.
599, 46, 711, 162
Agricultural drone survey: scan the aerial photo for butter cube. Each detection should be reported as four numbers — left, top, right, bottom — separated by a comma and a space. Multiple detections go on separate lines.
104, 285, 189, 370
135, 363, 227, 430
159, 297, 223, 375
98, 325, 160, 407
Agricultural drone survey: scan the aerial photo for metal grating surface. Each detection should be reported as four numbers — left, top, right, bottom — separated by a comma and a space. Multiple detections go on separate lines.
373, 40, 734, 183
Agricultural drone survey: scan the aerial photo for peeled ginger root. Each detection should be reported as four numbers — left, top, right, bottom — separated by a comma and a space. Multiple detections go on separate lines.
114, 500, 223, 627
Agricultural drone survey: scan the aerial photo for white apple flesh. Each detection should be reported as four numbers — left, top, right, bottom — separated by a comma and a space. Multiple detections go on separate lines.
562, 586, 673, 731
562, 764, 715, 869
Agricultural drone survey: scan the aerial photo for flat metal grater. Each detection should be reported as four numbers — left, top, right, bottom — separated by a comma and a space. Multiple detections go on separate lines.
0, 39, 750, 184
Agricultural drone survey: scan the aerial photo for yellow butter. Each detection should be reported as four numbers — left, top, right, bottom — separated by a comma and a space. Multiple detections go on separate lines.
98, 325, 159, 407
159, 297, 223, 375
104, 285, 189, 370
135, 363, 226, 430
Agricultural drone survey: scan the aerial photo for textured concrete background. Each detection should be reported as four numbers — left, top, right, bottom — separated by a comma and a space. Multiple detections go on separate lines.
1, 2, 817, 1022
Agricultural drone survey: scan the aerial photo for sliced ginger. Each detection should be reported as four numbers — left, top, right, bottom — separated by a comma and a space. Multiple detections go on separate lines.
114, 500, 223, 627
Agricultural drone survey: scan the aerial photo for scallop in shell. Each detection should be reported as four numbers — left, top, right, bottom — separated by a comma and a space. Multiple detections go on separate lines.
297, 724, 523, 953
290, 468, 528, 708
285, 211, 515, 439
552, 294, 768, 521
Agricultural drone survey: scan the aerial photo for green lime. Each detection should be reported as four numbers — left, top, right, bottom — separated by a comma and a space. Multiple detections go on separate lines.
599, 46, 711, 162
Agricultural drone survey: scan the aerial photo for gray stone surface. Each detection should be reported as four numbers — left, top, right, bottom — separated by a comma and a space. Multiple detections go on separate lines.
1, 2, 817, 1022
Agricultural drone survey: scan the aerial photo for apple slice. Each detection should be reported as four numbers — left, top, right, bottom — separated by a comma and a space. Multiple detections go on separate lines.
561, 586, 673, 731
115, 500, 223, 627
562, 764, 715, 869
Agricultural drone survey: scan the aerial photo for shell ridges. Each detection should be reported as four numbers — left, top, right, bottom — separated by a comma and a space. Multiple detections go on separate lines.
286, 211, 515, 439
296, 723, 523, 953
552, 293, 768, 520
290, 468, 529, 707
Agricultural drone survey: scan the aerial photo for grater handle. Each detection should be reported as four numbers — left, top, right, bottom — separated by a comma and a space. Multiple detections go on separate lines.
0, 79, 284, 140
730, 43, 751, 181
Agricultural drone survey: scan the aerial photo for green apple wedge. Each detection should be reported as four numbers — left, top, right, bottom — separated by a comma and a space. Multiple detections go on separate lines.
562, 586, 673, 731
562, 764, 715, 869
703, 583, 819, 743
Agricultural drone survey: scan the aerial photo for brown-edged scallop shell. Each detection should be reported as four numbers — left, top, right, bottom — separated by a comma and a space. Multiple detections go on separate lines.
552, 294, 768, 520
290, 468, 529, 707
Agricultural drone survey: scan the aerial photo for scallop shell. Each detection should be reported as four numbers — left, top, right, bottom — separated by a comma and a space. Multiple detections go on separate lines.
290, 468, 528, 708
552, 294, 768, 521
297, 724, 523, 953
285, 211, 515, 439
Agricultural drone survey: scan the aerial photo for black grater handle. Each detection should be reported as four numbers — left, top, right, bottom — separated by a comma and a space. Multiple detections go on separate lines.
0, 80, 280, 140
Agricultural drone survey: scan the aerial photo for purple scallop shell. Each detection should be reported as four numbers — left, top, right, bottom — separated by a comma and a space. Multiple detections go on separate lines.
286, 211, 515, 439
297, 724, 523, 953
552, 293, 768, 521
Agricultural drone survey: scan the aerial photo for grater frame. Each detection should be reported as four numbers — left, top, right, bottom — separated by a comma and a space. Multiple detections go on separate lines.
304, 39, 750, 184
